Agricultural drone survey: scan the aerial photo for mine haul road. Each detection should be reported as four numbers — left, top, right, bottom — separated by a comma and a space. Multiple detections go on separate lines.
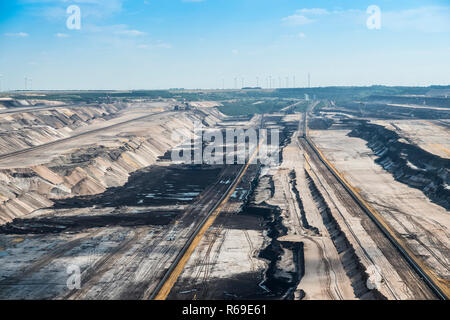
300, 109, 447, 300
0, 109, 173, 162
0, 110, 262, 300
0, 103, 92, 115
150, 120, 264, 300
66, 119, 263, 300
59, 164, 246, 300
0, 165, 246, 299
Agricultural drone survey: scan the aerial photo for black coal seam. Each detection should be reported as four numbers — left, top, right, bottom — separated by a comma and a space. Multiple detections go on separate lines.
245, 204, 304, 299
348, 122, 450, 210
0, 212, 180, 235
288, 169, 319, 234
242, 172, 301, 299
279, 240, 305, 300
242, 165, 262, 207
252, 121, 305, 299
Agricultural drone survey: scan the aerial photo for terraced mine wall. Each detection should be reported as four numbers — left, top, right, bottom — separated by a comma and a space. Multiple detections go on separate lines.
0, 104, 127, 155
305, 170, 385, 300
349, 122, 450, 210
235, 121, 305, 300
330, 102, 450, 119
277, 120, 298, 164
367, 95, 450, 108
240, 203, 304, 300
209, 121, 306, 300
0, 109, 223, 225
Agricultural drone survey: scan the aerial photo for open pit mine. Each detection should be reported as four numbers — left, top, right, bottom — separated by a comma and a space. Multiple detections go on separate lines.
0, 90, 448, 300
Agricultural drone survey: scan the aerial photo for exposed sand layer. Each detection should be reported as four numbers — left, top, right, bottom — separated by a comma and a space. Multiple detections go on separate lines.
0, 104, 224, 225
310, 128, 450, 284
268, 132, 356, 300
372, 120, 450, 159
0, 104, 127, 156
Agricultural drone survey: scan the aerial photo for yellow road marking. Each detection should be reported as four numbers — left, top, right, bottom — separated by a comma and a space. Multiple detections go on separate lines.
153, 145, 261, 300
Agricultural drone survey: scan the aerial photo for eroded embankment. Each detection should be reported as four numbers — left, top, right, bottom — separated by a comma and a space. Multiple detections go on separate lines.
278, 121, 298, 164
250, 120, 305, 299
0, 110, 223, 225
231, 119, 304, 299
237, 119, 305, 299
0, 138, 170, 224
242, 204, 304, 299
330, 102, 450, 120
288, 170, 319, 234
349, 122, 450, 210
0, 104, 127, 155
305, 169, 386, 300
0, 164, 227, 235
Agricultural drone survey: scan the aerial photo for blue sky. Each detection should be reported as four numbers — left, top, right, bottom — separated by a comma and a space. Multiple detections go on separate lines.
0, 0, 449, 90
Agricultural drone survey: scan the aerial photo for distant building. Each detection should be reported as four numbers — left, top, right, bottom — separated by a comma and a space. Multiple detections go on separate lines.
174, 102, 190, 111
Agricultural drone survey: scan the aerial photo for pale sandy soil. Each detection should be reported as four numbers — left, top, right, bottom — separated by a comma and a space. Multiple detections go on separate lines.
0, 107, 175, 168
311, 129, 450, 283
372, 119, 450, 159
387, 104, 450, 111
169, 200, 267, 299
188, 101, 222, 108
269, 122, 356, 300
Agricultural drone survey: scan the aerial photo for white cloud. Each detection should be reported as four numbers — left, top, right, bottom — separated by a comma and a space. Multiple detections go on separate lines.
282, 8, 331, 26
282, 6, 450, 33
137, 41, 172, 49
4, 32, 29, 37
85, 24, 147, 37
383, 6, 450, 33
55, 32, 69, 38
297, 8, 329, 15
298, 32, 306, 38
232, 49, 239, 55
25, 0, 124, 20
116, 29, 146, 36
155, 41, 172, 49
282, 14, 314, 26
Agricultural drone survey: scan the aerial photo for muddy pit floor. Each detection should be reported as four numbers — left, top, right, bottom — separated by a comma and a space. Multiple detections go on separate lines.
0, 163, 251, 299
